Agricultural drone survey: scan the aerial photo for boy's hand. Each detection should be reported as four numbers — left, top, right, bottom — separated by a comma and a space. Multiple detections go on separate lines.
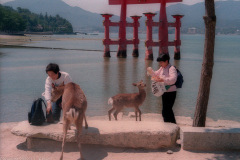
46, 101, 52, 114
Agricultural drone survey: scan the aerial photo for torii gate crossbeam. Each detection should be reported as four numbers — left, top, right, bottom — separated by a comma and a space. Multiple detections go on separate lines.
109, 0, 181, 5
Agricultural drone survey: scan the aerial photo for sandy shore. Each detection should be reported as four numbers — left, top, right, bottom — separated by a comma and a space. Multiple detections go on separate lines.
0, 34, 101, 47
1, 115, 240, 160
0, 34, 49, 46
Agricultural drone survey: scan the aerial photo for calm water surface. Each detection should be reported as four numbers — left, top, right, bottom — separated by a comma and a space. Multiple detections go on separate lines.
0, 33, 240, 123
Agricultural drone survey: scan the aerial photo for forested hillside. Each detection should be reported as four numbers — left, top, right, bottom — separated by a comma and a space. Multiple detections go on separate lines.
0, 5, 73, 34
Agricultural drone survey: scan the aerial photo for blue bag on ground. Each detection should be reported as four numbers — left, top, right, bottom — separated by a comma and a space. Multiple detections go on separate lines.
28, 98, 46, 125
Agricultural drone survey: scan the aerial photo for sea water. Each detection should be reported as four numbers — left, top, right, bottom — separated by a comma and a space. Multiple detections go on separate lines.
0, 33, 239, 123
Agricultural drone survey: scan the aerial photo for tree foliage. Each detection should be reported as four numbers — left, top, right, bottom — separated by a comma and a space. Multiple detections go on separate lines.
0, 5, 26, 32
0, 5, 73, 34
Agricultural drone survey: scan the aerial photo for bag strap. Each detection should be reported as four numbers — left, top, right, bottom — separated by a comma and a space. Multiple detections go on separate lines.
169, 65, 177, 87
39, 98, 48, 118
39, 98, 47, 109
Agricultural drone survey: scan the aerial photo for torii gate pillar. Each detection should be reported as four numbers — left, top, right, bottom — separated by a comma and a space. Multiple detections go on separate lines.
173, 14, 184, 60
102, 14, 113, 57
159, 0, 169, 56
117, 0, 127, 58
131, 16, 141, 57
144, 13, 156, 60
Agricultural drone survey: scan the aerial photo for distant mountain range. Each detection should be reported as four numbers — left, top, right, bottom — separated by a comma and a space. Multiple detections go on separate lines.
3, 0, 240, 34
166, 1, 240, 34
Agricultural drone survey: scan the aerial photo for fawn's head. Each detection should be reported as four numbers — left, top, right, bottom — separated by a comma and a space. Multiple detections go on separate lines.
51, 82, 65, 102
132, 80, 146, 89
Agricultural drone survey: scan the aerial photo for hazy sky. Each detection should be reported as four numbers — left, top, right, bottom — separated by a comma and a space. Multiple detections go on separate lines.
0, 0, 238, 16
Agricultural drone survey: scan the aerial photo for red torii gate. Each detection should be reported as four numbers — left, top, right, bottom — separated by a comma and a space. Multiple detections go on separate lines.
102, 0, 183, 60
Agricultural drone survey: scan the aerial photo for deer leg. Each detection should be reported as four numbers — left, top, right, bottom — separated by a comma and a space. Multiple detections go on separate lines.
136, 107, 142, 121
83, 113, 88, 129
134, 108, 138, 121
75, 113, 84, 160
60, 118, 70, 160
113, 107, 122, 121
108, 107, 115, 121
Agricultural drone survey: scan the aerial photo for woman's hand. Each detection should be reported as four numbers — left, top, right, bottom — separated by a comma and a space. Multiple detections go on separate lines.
46, 101, 52, 114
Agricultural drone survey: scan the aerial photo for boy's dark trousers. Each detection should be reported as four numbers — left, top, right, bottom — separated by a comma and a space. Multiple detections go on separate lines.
162, 91, 177, 124
52, 96, 62, 121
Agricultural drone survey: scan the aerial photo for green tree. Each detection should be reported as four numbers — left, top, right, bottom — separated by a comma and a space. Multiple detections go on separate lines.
0, 5, 26, 32
0, 5, 73, 34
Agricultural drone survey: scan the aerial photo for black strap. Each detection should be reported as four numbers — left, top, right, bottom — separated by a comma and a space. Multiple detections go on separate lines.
39, 98, 47, 109
169, 65, 177, 87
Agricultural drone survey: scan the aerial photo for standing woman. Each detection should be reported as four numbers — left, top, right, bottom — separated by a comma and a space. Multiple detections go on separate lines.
152, 54, 177, 124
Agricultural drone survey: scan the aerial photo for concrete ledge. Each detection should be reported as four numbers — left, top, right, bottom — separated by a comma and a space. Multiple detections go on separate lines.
181, 127, 240, 151
11, 120, 179, 149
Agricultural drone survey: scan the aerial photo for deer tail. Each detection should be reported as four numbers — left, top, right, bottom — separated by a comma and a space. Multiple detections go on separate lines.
65, 108, 79, 122
108, 97, 113, 105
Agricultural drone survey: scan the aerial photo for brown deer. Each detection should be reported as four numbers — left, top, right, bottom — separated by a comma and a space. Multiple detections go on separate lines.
51, 82, 88, 160
108, 80, 146, 121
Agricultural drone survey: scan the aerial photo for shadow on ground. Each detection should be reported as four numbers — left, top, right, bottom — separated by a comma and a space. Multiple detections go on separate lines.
16, 139, 182, 160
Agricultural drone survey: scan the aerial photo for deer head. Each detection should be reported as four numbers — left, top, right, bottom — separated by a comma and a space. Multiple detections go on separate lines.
51, 82, 65, 102
132, 80, 146, 89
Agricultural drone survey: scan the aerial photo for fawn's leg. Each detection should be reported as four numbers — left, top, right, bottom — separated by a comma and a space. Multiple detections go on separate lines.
137, 107, 142, 121
113, 107, 122, 121
134, 108, 138, 121
135, 107, 142, 121
108, 107, 115, 121
76, 113, 84, 160
60, 118, 70, 160
83, 113, 88, 129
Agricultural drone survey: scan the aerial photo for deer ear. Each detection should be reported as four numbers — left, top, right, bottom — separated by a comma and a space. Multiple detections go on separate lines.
132, 83, 137, 86
52, 83, 55, 89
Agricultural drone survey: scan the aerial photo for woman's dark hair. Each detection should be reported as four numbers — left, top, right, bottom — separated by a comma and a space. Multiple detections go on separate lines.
156, 54, 170, 62
45, 63, 60, 74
